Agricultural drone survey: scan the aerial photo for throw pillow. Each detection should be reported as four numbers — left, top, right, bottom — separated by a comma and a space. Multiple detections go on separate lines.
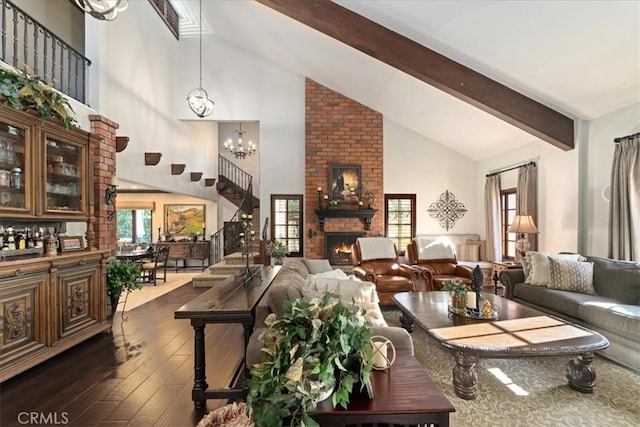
525, 252, 583, 286
548, 257, 596, 295
302, 258, 333, 274
466, 239, 487, 261
456, 244, 480, 262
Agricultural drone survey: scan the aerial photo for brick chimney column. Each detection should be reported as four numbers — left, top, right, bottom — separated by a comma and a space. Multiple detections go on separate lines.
89, 115, 118, 252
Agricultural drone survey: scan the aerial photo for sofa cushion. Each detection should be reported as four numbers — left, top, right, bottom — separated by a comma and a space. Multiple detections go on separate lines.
466, 239, 487, 261
267, 270, 306, 317
457, 244, 480, 262
588, 256, 640, 304
548, 257, 596, 295
578, 301, 640, 342
302, 258, 333, 274
513, 283, 616, 319
525, 252, 583, 286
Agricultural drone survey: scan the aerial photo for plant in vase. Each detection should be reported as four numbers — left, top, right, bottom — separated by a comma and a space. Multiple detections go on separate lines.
265, 239, 289, 265
246, 295, 374, 427
441, 279, 469, 310
106, 258, 142, 315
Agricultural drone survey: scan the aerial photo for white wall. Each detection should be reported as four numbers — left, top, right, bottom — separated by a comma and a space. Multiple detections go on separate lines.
582, 102, 640, 256
79, 0, 305, 230
477, 138, 580, 253
384, 119, 479, 235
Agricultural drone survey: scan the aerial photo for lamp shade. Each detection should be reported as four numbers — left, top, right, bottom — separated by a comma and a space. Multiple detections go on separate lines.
508, 215, 539, 234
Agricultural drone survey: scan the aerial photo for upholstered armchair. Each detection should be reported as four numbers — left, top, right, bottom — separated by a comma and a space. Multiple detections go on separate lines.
406, 238, 473, 291
351, 237, 418, 306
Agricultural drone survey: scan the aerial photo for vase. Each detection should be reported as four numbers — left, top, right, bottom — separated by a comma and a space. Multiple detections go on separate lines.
451, 293, 465, 310
273, 258, 283, 266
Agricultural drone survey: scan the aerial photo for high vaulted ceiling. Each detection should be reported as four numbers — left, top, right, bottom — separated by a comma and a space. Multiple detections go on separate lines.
172, 0, 640, 161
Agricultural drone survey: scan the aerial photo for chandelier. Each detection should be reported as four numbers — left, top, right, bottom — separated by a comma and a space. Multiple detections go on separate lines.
186, 0, 215, 118
75, 0, 128, 21
224, 123, 256, 159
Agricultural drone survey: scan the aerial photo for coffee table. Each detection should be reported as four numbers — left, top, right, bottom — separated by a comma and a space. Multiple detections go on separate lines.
393, 291, 610, 400
310, 348, 455, 426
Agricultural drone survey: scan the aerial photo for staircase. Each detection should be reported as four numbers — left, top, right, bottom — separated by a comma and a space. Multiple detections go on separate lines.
192, 157, 262, 288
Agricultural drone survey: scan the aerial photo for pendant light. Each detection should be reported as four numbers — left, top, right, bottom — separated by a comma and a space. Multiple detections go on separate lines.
187, 0, 215, 118
75, 0, 128, 21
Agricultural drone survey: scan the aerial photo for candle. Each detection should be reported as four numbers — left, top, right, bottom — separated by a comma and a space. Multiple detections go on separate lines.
323, 195, 329, 200
358, 201, 363, 206
247, 214, 253, 220
371, 341, 388, 369
241, 214, 247, 219
202, 222, 205, 228
110, 174, 118, 186
317, 187, 322, 192
466, 291, 477, 309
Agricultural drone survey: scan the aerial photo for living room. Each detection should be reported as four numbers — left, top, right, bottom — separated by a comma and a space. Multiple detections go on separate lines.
0, 0, 638, 426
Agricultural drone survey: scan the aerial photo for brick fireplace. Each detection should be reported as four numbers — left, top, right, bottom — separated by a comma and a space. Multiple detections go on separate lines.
325, 232, 366, 266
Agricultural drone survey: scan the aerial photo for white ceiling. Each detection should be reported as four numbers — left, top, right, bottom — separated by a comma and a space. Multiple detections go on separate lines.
172, 0, 640, 161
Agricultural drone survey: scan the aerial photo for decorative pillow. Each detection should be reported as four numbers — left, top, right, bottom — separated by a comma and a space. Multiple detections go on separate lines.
525, 252, 583, 286
548, 257, 596, 295
466, 239, 487, 261
456, 244, 480, 262
418, 237, 456, 260
301, 285, 387, 327
302, 258, 333, 274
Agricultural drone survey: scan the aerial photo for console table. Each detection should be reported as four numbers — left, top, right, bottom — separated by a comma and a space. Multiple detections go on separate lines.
174, 266, 279, 408
160, 241, 210, 272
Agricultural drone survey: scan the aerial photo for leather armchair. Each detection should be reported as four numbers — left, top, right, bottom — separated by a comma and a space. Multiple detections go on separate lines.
351, 238, 418, 306
406, 240, 473, 291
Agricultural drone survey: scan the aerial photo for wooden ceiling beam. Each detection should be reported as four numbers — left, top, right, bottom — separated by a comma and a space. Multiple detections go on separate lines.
255, 0, 574, 151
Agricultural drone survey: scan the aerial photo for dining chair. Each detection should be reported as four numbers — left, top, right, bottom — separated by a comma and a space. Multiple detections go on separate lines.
140, 245, 170, 285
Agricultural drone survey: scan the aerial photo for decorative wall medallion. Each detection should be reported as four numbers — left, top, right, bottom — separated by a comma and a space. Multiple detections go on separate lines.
427, 190, 467, 231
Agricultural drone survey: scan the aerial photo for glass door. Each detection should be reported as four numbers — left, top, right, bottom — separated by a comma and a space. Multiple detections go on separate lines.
44, 136, 85, 214
0, 120, 31, 214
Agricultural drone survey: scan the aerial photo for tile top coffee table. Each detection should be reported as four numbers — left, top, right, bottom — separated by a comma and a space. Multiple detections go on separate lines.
310, 348, 455, 426
393, 291, 609, 400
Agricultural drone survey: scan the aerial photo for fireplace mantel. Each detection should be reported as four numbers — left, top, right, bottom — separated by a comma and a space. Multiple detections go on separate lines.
314, 208, 378, 231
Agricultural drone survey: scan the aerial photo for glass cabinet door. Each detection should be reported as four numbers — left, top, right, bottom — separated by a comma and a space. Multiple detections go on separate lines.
0, 120, 31, 213
44, 137, 85, 214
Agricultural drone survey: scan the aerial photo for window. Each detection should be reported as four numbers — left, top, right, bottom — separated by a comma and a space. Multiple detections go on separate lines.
117, 210, 152, 244
271, 195, 303, 257
500, 189, 517, 260
384, 194, 416, 254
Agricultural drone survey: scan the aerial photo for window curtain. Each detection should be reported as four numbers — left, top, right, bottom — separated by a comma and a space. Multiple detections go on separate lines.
485, 175, 502, 262
608, 134, 640, 261
517, 163, 538, 253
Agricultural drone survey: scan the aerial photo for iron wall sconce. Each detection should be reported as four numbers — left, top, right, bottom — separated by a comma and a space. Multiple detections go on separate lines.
105, 183, 117, 220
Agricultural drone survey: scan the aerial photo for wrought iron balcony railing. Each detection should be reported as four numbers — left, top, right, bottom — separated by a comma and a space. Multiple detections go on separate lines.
0, 0, 91, 104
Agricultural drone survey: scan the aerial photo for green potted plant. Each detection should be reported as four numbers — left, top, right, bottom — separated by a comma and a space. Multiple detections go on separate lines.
264, 239, 289, 265
106, 258, 142, 314
246, 295, 374, 427
441, 279, 470, 310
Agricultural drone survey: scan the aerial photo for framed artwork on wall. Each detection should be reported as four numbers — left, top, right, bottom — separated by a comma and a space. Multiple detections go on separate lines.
164, 204, 205, 237
329, 164, 361, 204
58, 236, 85, 252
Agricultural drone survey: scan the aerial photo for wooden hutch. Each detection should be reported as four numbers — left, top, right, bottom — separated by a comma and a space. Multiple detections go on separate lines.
0, 106, 110, 382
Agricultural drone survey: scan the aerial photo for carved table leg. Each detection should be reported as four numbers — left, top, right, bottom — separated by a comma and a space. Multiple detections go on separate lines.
452, 350, 479, 400
567, 352, 597, 393
399, 313, 414, 333
191, 319, 209, 408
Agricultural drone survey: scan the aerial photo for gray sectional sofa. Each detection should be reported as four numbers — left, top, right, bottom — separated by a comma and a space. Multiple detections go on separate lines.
246, 258, 414, 367
500, 255, 640, 370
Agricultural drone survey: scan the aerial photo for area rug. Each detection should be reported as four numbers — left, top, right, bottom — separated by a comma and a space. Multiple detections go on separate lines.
382, 308, 640, 427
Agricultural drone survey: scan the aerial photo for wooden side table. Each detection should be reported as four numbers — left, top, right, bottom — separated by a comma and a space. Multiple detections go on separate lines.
492, 261, 522, 295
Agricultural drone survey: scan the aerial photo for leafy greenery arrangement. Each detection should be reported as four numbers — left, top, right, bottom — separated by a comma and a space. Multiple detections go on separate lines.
441, 279, 469, 296
265, 239, 289, 260
246, 295, 374, 427
106, 259, 142, 300
0, 66, 77, 128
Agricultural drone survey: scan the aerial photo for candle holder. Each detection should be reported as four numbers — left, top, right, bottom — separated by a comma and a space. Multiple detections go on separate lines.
317, 188, 323, 210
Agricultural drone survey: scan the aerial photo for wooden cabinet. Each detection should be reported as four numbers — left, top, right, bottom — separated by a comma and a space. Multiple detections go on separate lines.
0, 251, 110, 382
0, 106, 96, 220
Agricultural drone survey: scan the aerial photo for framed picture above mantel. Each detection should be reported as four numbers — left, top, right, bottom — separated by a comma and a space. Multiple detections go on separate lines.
329, 164, 361, 205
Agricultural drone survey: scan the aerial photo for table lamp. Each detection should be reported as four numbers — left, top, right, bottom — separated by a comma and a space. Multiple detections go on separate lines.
508, 214, 539, 258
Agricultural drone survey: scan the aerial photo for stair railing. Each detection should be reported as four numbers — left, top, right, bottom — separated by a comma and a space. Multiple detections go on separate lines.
210, 177, 254, 266
218, 154, 253, 195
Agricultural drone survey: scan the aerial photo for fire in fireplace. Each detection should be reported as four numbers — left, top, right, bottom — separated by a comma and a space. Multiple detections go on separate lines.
325, 232, 366, 266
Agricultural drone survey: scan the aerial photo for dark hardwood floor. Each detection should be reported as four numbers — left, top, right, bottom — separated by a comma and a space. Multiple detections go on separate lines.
1, 283, 243, 427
